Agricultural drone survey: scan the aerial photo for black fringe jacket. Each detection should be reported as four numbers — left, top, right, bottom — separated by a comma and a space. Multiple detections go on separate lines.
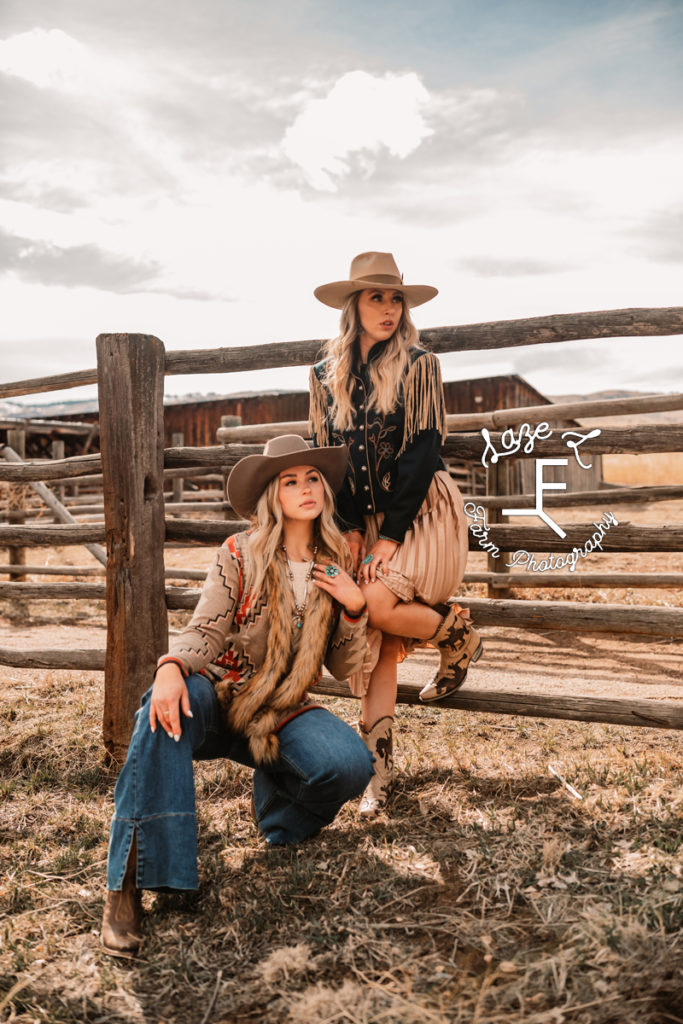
309, 342, 448, 543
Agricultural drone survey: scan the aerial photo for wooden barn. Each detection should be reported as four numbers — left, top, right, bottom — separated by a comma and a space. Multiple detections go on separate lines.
1, 372, 601, 495
159, 373, 601, 495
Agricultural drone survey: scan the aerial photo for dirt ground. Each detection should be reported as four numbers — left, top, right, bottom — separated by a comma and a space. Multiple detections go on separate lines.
1, 496, 682, 1023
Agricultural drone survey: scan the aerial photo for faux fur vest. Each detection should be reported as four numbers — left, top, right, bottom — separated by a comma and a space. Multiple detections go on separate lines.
214, 553, 335, 766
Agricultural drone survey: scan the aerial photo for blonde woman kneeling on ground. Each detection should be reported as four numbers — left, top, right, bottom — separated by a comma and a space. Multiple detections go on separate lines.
101, 435, 372, 958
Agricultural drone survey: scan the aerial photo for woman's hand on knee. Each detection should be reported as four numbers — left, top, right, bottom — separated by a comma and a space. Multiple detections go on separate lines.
360, 538, 399, 584
150, 663, 193, 741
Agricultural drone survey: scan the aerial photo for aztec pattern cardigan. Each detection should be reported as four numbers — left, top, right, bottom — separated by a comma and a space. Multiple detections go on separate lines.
157, 531, 367, 764
309, 343, 448, 543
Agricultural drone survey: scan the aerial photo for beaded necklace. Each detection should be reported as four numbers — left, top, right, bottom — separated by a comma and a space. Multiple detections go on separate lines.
282, 545, 317, 629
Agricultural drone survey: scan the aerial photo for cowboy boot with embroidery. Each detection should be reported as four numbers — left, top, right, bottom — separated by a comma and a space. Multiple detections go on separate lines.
419, 605, 483, 703
358, 716, 394, 817
101, 834, 143, 958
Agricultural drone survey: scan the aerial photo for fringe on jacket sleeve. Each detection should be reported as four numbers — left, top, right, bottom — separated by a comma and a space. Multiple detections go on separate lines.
397, 352, 447, 457
308, 366, 331, 447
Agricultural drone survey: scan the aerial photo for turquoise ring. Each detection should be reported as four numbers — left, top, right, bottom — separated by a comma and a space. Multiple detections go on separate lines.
325, 564, 340, 578
362, 554, 374, 565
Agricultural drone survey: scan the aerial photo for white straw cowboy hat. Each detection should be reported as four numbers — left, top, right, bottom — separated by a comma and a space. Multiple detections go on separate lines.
314, 251, 438, 310
227, 434, 348, 518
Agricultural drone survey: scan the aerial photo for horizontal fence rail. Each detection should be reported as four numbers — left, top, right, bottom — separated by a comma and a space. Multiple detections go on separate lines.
216, 392, 683, 442
3, 425, 682, 483
2, 307, 682, 400
0, 563, 207, 580
2, 519, 683, 552
0, 645, 680, 730
315, 678, 683, 731
466, 572, 683, 589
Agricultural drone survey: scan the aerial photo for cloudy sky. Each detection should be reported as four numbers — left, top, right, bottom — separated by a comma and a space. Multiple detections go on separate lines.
1, 0, 682, 408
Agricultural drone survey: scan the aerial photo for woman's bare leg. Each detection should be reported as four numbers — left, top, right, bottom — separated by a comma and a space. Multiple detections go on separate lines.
360, 632, 402, 728
358, 632, 403, 816
361, 579, 443, 640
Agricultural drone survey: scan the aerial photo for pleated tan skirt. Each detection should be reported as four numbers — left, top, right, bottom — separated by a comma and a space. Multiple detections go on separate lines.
349, 470, 470, 696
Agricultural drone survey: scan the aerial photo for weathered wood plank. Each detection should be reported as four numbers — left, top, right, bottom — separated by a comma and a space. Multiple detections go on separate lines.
0, 646, 105, 669
0, 453, 102, 482
315, 677, 683, 730
164, 307, 683, 375
464, 597, 683, 636
465, 572, 683, 588
0, 368, 98, 400
1, 646, 680, 729
2, 518, 681, 553
218, 421, 310, 443
0, 417, 98, 436
0, 564, 207, 580
0, 582, 107, 599
420, 307, 683, 355
481, 523, 683, 552
165, 519, 246, 544
6, 430, 27, 580
0, 524, 105, 545
0, 582, 204, 602
1, 445, 107, 566
97, 333, 168, 764
2, 420, 679, 486
2, 308, 682, 399
0, 563, 106, 576
471, 485, 683, 508
216, 392, 683, 443
3, 570, 677, 602
444, 425, 683, 461
445, 392, 683, 430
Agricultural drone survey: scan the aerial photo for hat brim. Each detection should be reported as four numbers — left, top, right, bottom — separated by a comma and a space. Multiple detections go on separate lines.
227, 443, 349, 519
314, 279, 438, 310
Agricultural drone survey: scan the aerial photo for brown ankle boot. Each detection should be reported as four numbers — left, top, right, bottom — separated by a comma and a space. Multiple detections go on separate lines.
419, 605, 483, 703
358, 716, 394, 817
101, 834, 143, 958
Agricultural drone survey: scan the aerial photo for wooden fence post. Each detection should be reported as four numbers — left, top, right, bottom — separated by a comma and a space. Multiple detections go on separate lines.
97, 333, 168, 765
485, 462, 511, 599
171, 432, 184, 513
220, 416, 241, 518
51, 440, 65, 506
7, 429, 27, 581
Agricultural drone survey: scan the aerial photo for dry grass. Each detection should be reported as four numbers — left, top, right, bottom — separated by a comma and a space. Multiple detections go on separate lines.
1, 666, 683, 1024
1, 481, 682, 1021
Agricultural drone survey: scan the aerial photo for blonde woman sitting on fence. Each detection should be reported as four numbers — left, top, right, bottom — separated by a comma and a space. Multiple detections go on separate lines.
101, 435, 372, 958
309, 251, 481, 817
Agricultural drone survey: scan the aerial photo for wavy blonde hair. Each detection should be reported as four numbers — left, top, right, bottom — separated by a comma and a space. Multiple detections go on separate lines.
246, 471, 350, 599
321, 291, 421, 433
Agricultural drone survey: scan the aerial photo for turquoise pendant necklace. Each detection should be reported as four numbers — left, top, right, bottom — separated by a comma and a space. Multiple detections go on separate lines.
282, 545, 317, 629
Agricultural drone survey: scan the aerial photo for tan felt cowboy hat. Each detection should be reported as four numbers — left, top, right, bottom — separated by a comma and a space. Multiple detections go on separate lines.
227, 434, 348, 518
314, 251, 438, 310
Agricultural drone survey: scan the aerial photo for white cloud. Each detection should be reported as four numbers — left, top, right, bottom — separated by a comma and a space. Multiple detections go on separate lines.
0, 28, 103, 93
282, 70, 434, 191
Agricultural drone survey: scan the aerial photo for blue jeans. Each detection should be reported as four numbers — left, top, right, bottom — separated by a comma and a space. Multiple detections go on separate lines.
107, 673, 374, 891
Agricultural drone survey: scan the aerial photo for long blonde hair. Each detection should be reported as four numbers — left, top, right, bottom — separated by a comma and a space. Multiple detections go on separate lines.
246, 472, 350, 599
321, 292, 420, 433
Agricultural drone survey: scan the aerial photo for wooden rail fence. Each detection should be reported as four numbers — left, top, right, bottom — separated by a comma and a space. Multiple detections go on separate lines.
1, 308, 682, 762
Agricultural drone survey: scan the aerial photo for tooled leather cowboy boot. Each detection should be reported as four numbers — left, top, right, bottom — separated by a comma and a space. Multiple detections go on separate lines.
358, 716, 394, 817
101, 834, 143, 958
419, 604, 483, 703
